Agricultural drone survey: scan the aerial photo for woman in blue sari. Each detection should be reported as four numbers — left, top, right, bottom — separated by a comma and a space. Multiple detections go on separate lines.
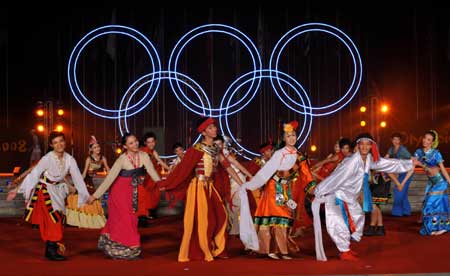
385, 133, 412, 216
400, 130, 450, 235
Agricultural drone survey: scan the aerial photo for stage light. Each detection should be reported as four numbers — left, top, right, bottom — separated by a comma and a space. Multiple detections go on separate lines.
37, 124, 45, 132
310, 145, 317, 152
57, 109, 64, 116
36, 109, 44, 117
360, 106, 366, 113
360, 120, 366, 127
380, 121, 387, 128
381, 104, 389, 113
55, 125, 64, 132
115, 148, 122, 154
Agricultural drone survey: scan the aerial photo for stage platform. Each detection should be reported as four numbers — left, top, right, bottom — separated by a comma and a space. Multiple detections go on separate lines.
0, 214, 449, 275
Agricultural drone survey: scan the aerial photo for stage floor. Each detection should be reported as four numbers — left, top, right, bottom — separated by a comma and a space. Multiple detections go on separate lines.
0, 214, 449, 275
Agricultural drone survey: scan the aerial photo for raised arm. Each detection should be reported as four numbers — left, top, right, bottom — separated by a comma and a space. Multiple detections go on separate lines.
370, 157, 414, 174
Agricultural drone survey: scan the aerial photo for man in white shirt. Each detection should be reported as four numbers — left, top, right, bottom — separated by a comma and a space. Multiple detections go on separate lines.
311, 133, 420, 261
9, 131, 89, 261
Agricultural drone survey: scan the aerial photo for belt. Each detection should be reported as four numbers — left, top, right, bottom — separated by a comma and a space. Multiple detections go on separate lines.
273, 175, 289, 184
197, 175, 212, 181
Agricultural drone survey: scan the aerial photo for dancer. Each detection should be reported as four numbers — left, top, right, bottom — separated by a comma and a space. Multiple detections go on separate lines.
158, 117, 244, 262
8, 131, 90, 261
239, 121, 302, 260
87, 133, 161, 259
66, 136, 109, 229
364, 171, 399, 236
405, 130, 449, 235
311, 133, 418, 261
385, 132, 413, 217
138, 132, 169, 226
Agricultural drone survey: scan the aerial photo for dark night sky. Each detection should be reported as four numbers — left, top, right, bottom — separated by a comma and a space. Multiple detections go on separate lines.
1, 4, 449, 170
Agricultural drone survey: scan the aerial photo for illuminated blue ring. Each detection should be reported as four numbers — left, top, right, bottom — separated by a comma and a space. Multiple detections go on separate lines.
68, 25, 161, 119
269, 23, 363, 116
118, 71, 210, 158
219, 69, 313, 159
168, 24, 262, 117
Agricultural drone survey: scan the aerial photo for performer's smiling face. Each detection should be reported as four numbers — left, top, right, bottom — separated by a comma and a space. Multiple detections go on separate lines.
422, 133, 434, 149
358, 139, 372, 156
124, 135, 139, 152
283, 131, 297, 147
202, 123, 218, 139
51, 136, 66, 153
91, 143, 101, 155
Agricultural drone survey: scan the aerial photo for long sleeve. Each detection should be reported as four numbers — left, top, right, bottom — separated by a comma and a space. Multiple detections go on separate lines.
370, 157, 413, 174
18, 155, 49, 200
93, 155, 124, 199
314, 154, 359, 198
239, 150, 282, 251
159, 147, 202, 190
68, 156, 90, 207
242, 150, 282, 191
141, 152, 161, 182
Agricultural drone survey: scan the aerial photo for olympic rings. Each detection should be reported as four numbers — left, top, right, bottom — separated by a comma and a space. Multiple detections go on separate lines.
68, 23, 362, 158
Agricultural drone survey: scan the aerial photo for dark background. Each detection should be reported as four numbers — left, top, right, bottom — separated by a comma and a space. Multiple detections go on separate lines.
1, 4, 449, 171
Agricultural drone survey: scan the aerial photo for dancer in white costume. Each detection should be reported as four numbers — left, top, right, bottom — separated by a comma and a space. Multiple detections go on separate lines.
311, 133, 419, 261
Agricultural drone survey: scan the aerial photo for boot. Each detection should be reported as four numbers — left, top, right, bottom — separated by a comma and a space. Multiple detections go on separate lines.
374, 225, 385, 236
339, 250, 359, 261
45, 241, 66, 261
363, 225, 377, 236
138, 216, 150, 228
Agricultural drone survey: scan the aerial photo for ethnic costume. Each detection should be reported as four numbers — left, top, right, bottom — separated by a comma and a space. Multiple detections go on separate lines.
92, 151, 161, 260
414, 147, 449, 235
66, 155, 106, 229
158, 117, 230, 262
159, 142, 229, 262
388, 145, 412, 216
312, 137, 413, 261
239, 146, 300, 257
18, 151, 90, 260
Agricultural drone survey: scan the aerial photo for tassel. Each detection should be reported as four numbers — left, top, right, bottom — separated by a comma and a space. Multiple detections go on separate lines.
362, 173, 373, 213
371, 142, 380, 162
